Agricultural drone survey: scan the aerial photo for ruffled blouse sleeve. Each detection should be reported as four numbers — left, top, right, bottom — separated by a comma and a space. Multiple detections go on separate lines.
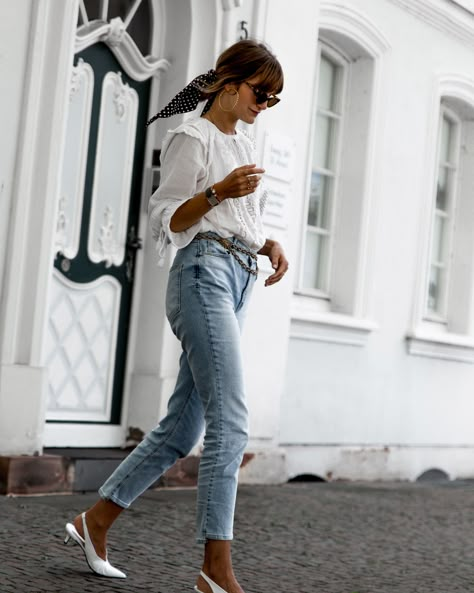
148, 127, 208, 260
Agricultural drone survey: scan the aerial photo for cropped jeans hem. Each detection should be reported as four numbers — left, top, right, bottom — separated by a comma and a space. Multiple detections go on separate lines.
98, 489, 131, 510
196, 533, 234, 545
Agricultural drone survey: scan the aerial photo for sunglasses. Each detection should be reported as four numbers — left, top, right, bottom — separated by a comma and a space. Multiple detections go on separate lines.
245, 82, 280, 108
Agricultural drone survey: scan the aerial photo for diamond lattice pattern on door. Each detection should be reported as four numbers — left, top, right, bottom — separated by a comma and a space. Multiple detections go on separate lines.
45, 271, 121, 422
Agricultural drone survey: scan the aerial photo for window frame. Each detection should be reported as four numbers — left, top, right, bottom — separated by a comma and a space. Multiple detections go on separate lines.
289, 4, 390, 348
407, 83, 474, 363
297, 41, 349, 301
424, 104, 461, 323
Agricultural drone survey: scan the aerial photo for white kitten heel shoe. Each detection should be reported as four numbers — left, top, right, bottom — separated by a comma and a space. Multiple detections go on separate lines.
64, 512, 126, 579
194, 571, 230, 593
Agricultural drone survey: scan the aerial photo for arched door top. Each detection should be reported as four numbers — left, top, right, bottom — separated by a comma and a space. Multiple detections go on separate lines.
76, 0, 169, 81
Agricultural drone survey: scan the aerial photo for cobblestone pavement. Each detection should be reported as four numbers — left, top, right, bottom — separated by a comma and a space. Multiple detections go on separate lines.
1, 480, 474, 593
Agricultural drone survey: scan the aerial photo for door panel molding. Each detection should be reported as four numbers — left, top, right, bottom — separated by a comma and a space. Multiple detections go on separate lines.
55, 58, 94, 260
45, 269, 121, 422
88, 72, 138, 267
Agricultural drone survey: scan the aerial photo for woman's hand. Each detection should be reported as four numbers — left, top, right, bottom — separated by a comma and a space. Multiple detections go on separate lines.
169, 164, 264, 232
214, 164, 264, 200
258, 239, 289, 287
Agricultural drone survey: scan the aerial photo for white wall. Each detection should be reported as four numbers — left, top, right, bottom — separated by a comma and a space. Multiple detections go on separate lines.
281, 0, 474, 480
0, 3, 32, 324
0, 0, 78, 454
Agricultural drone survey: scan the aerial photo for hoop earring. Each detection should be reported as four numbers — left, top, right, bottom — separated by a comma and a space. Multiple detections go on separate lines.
218, 89, 239, 112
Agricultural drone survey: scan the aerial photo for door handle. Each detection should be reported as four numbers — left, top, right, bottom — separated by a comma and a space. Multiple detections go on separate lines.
126, 226, 143, 251
125, 226, 143, 282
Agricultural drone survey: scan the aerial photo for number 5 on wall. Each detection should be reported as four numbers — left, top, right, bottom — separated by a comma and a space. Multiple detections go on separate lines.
238, 20, 249, 40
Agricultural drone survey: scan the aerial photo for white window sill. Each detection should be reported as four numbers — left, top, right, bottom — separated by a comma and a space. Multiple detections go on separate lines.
290, 296, 377, 347
406, 329, 474, 363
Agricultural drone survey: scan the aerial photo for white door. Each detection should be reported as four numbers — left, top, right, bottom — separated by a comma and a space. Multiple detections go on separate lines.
43, 0, 166, 447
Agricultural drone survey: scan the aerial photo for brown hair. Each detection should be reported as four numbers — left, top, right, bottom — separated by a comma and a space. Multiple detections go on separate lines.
146, 39, 284, 125
204, 39, 284, 98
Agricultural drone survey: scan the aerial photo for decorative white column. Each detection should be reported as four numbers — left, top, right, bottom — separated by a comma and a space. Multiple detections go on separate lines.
0, 0, 79, 454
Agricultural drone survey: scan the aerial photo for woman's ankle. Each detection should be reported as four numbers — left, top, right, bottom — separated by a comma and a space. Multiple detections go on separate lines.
202, 564, 235, 580
202, 549, 238, 588
86, 499, 123, 531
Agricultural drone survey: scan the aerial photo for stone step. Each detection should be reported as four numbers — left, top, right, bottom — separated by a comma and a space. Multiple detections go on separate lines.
0, 448, 200, 495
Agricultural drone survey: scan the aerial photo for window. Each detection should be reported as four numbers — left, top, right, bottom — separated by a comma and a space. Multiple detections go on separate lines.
290, 6, 389, 346
295, 34, 380, 323
408, 90, 474, 362
301, 49, 346, 294
426, 107, 460, 319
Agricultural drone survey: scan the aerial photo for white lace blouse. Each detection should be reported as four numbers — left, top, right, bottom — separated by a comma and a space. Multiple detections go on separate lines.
148, 117, 268, 260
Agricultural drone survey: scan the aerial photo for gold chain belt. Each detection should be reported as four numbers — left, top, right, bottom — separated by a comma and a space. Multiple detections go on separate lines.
195, 233, 258, 277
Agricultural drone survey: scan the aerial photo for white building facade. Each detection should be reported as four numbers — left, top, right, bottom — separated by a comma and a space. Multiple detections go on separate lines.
1, 0, 474, 485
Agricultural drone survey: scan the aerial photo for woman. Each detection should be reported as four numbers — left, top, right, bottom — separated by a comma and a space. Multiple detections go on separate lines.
64, 38, 288, 593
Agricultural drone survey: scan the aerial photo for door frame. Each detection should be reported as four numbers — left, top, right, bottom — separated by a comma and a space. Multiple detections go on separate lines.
43, 2, 170, 447
44, 0, 225, 448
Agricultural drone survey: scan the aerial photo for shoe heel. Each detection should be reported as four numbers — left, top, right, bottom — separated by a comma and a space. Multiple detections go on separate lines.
64, 534, 70, 545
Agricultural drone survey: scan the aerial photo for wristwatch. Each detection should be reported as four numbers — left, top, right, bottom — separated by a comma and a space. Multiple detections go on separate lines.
205, 186, 220, 207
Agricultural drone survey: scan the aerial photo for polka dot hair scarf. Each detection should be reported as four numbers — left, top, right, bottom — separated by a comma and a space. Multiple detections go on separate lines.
146, 69, 218, 126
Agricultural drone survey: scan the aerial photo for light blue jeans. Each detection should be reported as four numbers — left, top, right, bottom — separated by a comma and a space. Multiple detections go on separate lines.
99, 233, 257, 543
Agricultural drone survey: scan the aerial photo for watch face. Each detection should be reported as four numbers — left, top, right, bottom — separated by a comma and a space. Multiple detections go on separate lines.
207, 194, 219, 207
206, 187, 219, 206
